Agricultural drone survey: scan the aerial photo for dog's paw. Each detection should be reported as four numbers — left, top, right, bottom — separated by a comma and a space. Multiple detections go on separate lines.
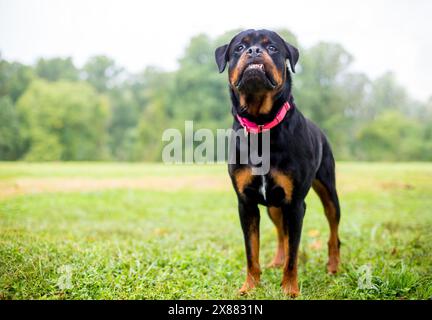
282, 283, 300, 298
238, 283, 256, 296
238, 275, 260, 295
327, 257, 340, 274
281, 277, 300, 298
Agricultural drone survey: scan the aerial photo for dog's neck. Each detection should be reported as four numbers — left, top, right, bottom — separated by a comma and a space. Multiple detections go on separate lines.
237, 91, 274, 117
230, 73, 294, 125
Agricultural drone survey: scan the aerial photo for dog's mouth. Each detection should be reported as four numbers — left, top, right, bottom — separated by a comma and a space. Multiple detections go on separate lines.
236, 63, 277, 90
245, 63, 265, 71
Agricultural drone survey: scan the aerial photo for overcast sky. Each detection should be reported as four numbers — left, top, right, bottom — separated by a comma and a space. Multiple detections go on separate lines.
1, 0, 431, 100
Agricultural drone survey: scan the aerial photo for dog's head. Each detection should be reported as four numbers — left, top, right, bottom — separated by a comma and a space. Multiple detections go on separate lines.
215, 29, 299, 116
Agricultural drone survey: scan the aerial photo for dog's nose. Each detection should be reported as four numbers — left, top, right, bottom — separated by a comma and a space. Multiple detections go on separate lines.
246, 46, 262, 58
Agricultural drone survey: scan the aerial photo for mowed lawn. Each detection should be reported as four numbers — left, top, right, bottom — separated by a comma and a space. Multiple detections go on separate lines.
0, 162, 431, 300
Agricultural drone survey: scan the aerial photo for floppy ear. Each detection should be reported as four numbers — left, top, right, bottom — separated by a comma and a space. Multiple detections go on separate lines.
283, 42, 299, 73
215, 44, 229, 73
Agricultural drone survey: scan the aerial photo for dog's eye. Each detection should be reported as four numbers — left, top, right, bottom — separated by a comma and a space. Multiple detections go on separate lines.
268, 45, 278, 52
235, 45, 245, 52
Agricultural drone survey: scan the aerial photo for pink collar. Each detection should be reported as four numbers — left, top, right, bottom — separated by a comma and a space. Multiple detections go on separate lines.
236, 101, 291, 134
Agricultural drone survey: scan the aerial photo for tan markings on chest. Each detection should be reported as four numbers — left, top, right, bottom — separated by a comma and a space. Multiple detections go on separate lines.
234, 167, 254, 194
271, 170, 294, 202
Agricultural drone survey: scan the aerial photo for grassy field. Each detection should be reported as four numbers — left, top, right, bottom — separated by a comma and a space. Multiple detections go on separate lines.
0, 162, 431, 300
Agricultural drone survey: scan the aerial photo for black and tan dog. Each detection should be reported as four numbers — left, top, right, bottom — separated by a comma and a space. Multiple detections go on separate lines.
215, 29, 341, 297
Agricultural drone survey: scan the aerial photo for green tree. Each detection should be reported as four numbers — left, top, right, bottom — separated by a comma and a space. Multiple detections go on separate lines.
363, 72, 411, 119
294, 42, 362, 158
17, 80, 110, 161
35, 57, 79, 82
0, 57, 35, 103
356, 111, 429, 161
106, 67, 174, 160
0, 97, 22, 159
171, 33, 231, 130
83, 56, 123, 92
135, 99, 169, 161
295, 42, 354, 121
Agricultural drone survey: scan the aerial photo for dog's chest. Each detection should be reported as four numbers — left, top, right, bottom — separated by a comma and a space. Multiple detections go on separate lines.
259, 175, 268, 201
253, 173, 291, 206
232, 165, 294, 206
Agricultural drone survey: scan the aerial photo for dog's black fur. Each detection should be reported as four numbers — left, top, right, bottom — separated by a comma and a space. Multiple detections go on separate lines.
215, 29, 341, 297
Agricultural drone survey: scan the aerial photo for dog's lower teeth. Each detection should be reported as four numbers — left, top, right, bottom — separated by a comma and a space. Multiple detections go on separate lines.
247, 64, 264, 70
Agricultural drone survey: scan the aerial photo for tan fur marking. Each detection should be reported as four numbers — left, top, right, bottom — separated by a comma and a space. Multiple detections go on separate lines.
238, 92, 274, 117
261, 36, 270, 45
262, 51, 284, 88
267, 207, 287, 268
234, 167, 253, 194
257, 92, 274, 115
239, 226, 261, 295
239, 94, 247, 110
282, 256, 299, 297
271, 171, 294, 202
242, 36, 251, 44
280, 218, 298, 297
312, 179, 340, 274
250, 231, 260, 261
229, 52, 249, 87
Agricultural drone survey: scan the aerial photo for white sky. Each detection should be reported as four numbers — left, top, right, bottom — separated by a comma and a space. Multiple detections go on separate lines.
1, 0, 431, 100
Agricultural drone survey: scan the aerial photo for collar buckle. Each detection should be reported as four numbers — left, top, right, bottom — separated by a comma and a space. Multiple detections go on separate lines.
258, 125, 264, 133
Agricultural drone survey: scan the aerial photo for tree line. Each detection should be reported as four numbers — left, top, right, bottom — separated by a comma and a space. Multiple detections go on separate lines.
1, 29, 431, 162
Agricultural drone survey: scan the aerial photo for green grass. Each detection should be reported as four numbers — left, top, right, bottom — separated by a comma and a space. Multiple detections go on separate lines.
0, 162, 431, 299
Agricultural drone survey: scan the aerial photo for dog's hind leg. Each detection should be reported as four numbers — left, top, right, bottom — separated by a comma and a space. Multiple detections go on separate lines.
313, 146, 341, 274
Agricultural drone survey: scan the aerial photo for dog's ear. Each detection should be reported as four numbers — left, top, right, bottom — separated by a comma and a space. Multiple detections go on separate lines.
282, 42, 299, 73
215, 44, 229, 73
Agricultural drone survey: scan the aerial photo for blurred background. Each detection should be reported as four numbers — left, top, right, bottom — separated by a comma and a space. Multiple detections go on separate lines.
1, 0, 431, 162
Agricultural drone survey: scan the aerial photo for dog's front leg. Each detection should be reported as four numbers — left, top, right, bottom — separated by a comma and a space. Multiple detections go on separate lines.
238, 199, 261, 295
281, 201, 305, 298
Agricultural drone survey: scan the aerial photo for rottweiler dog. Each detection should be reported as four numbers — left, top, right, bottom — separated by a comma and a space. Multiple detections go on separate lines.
215, 29, 341, 297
